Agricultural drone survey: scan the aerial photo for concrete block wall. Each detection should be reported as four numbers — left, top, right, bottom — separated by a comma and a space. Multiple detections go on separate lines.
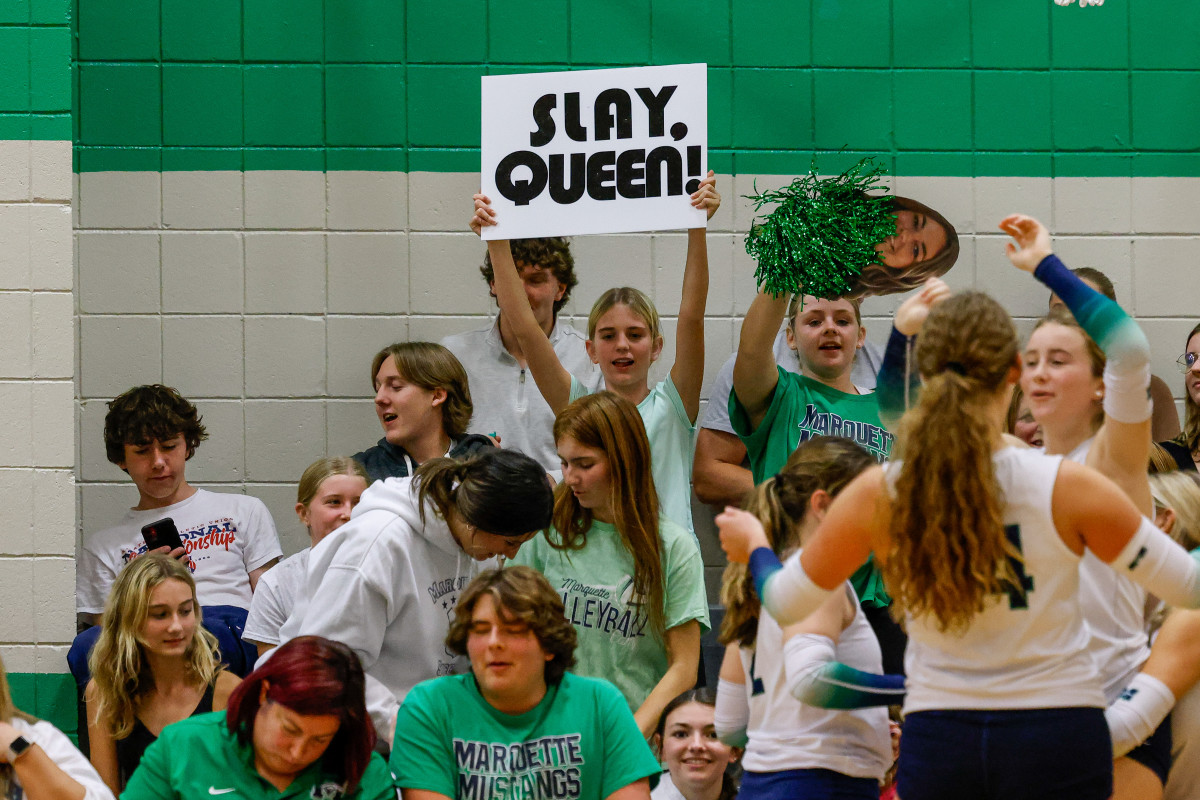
1, 0, 75, 729
69, 4, 1200, 609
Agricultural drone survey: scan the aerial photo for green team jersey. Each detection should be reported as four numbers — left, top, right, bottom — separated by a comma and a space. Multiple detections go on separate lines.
120, 711, 395, 800
730, 367, 895, 608
731, 367, 893, 483
391, 672, 660, 799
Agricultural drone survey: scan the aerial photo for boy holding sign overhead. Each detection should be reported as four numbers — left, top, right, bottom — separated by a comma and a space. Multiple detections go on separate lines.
469, 172, 719, 537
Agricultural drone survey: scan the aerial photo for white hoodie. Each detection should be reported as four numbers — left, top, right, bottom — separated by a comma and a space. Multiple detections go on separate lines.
277, 476, 485, 738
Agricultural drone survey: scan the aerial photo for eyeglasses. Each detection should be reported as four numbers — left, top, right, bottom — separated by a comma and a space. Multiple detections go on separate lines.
1178, 352, 1199, 373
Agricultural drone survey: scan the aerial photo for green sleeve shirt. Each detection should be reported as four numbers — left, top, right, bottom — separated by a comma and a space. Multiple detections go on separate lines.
729, 367, 895, 608
730, 367, 894, 484
391, 673, 660, 799
119, 711, 395, 800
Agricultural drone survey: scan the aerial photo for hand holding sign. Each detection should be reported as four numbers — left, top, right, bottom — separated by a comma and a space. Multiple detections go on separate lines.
691, 170, 720, 221
481, 64, 708, 239
474, 171, 719, 239
470, 193, 497, 238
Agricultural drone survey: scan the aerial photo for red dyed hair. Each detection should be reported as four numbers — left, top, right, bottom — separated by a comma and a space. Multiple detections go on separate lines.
225, 636, 375, 790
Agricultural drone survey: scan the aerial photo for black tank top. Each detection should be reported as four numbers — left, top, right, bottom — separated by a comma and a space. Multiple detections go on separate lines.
116, 682, 216, 788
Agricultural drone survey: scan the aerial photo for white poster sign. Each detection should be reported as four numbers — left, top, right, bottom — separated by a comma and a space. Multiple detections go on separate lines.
481, 63, 708, 239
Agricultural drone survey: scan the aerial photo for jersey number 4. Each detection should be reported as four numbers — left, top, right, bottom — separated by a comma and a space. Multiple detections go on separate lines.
999, 524, 1035, 609
748, 652, 765, 697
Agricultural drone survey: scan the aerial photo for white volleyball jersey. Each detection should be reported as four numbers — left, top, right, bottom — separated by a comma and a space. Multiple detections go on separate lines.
1066, 438, 1153, 702
738, 570, 891, 779
897, 446, 1106, 712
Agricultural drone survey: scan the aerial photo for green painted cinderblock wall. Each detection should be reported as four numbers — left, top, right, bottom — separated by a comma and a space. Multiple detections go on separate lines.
73, 0, 1200, 175
0, 0, 71, 138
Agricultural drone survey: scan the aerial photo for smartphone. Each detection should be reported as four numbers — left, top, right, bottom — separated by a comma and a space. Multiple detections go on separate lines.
141, 517, 184, 552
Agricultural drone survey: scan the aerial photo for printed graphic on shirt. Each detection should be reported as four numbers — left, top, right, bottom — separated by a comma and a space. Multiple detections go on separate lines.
559, 577, 647, 640
309, 781, 349, 799
453, 734, 585, 799
429, 575, 472, 662
119, 517, 242, 571
797, 405, 893, 462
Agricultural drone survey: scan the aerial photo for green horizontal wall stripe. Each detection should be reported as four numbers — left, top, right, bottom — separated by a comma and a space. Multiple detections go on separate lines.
71, 0, 1200, 173
7, 672, 77, 738
71, 146, 1200, 177
1, 0, 69, 132
0, 113, 70, 139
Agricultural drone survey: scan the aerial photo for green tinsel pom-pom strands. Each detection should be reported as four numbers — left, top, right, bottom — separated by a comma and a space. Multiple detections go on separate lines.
744, 158, 897, 299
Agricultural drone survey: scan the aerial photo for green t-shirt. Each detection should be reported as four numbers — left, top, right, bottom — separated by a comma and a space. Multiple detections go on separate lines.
120, 711, 395, 800
391, 673, 661, 799
512, 517, 710, 712
730, 367, 895, 608
568, 376, 696, 537
730, 367, 894, 483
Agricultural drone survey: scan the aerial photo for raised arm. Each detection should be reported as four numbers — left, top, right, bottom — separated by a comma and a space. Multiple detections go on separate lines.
875, 278, 951, 429
732, 291, 789, 431
718, 465, 887, 626
472, 194, 573, 414
670, 171, 719, 422
1001, 214, 1152, 511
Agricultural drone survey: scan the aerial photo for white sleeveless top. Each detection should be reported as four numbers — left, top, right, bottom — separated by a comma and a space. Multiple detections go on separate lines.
1065, 438, 1153, 702
738, 565, 891, 779
897, 446, 1106, 712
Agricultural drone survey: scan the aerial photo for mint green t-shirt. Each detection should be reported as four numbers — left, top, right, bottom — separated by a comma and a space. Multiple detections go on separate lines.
568, 376, 696, 537
730, 367, 895, 608
512, 516, 710, 712
391, 673, 661, 799
120, 711, 395, 800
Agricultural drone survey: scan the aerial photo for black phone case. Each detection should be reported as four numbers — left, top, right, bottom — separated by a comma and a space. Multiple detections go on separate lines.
141, 517, 184, 551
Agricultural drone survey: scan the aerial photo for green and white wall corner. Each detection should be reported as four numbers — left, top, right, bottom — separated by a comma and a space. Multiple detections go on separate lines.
1, 0, 76, 732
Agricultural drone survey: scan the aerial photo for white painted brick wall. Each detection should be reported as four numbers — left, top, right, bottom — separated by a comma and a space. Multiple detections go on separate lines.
0, 136, 73, 654
71, 170, 1200, 574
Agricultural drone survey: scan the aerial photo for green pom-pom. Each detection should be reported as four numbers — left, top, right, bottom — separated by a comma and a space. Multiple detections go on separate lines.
744, 158, 897, 300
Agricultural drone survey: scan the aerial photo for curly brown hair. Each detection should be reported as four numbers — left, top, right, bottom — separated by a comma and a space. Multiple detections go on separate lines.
445, 566, 578, 684
884, 292, 1022, 634
104, 384, 208, 465
481, 237, 578, 315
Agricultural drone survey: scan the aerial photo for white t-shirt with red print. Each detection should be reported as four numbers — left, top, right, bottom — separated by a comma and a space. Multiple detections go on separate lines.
76, 489, 282, 614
